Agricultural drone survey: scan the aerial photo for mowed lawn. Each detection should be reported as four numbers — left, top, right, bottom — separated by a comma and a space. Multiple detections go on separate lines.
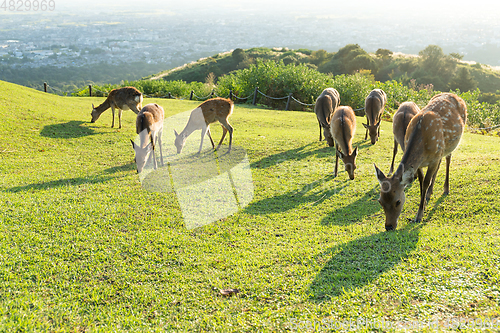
1, 80, 500, 332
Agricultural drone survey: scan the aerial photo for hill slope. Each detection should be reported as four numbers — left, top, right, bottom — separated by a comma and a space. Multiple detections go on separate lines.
149, 46, 500, 95
1, 80, 500, 330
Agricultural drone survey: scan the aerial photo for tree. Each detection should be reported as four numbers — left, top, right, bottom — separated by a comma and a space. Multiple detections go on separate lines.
376, 48, 393, 59
449, 67, 478, 92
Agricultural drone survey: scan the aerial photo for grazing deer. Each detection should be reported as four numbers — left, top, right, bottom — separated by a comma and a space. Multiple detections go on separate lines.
375, 93, 467, 231
174, 97, 234, 154
91, 86, 143, 129
130, 103, 164, 173
314, 88, 340, 146
330, 106, 358, 180
390, 102, 420, 174
363, 89, 387, 144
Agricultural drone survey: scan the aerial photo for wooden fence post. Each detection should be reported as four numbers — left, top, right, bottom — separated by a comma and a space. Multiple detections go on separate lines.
190, 90, 194, 100
252, 87, 259, 105
285, 93, 293, 111
44, 82, 47, 93
89, 85, 92, 97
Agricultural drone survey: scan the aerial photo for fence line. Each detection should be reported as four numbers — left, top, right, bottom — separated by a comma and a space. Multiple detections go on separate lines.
37, 83, 500, 130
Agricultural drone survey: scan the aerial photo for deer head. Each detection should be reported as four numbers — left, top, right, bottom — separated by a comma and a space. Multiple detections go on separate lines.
374, 164, 410, 231
363, 121, 381, 144
174, 129, 186, 154
337, 146, 358, 180
131, 139, 154, 173
90, 103, 100, 123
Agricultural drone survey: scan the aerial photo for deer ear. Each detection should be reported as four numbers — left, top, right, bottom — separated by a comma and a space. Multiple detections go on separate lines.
362, 123, 368, 129
394, 164, 405, 182
336, 149, 344, 159
92, 103, 95, 109
353, 146, 358, 156
375, 120, 381, 127
174, 129, 179, 137
374, 164, 386, 182
130, 139, 136, 149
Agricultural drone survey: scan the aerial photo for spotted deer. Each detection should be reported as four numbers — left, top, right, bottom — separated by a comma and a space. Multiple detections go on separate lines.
330, 106, 358, 180
174, 97, 234, 154
314, 88, 340, 146
363, 89, 387, 144
91, 86, 143, 129
375, 93, 467, 231
390, 102, 420, 174
130, 103, 164, 173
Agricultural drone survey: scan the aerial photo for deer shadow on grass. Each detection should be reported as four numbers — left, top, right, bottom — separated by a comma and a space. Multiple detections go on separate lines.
250, 143, 332, 169
40, 121, 97, 139
320, 186, 381, 226
244, 175, 350, 215
6, 174, 119, 193
308, 223, 422, 301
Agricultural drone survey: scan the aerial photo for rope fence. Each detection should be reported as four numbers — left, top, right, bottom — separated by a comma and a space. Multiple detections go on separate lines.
39, 82, 500, 131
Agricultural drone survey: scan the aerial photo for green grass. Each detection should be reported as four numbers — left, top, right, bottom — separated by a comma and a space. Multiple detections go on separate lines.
1, 80, 500, 332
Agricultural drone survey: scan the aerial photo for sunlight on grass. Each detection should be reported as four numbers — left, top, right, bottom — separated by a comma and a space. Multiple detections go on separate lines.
0, 81, 500, 331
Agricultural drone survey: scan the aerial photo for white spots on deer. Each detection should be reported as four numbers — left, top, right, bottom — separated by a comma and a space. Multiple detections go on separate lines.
375, 92, 467, 231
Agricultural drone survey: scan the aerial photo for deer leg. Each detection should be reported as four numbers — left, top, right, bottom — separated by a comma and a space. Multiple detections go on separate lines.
206, 127, 216, 149
444, 155, 451, 195
390, 139, 398, 175
415, 162, 440, 223
216, 127, 228, 151
319, 120, 322, 141
218, 120, 233, 153
150, 133, 158, 170
158, 128, 164, 166
110, 105, 116, 128
364, 116, 369, 140
334, 144, 339, 177
118, 109, 123, 129
426, 161, 441, 202
199, 124, 210, 153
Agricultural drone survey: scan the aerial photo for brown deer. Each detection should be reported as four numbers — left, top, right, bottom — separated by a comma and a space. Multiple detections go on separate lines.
174, 97, 234, 154
363, 89, 387, 144
390, 101, 420, 174
330, 106, 358, 180
314, 88, 340, 146
130, 103, 164, 173
375, 93, 467, 231
91, 86, 143, 129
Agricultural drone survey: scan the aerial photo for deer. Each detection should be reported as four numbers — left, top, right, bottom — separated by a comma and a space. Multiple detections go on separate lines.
363, 89, 387, 144
374, 93, 467, 231
90, 86, 143, 129
330, 106, 358, 180
314, 88, 340, 147
130, 103, 164, 173
390, 101, 420, 174
174, 97, 234, 154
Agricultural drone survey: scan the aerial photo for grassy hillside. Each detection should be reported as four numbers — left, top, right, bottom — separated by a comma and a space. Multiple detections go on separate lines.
1, 80, 500, 331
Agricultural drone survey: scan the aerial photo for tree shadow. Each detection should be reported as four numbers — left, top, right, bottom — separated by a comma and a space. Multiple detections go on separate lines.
308, 223, 422, 301
40, 121, 97, 139
244, 175, 349, 215
320, 186, 381, 226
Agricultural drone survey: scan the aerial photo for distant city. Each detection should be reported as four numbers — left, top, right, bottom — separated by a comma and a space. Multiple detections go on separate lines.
1, 2, 500, 79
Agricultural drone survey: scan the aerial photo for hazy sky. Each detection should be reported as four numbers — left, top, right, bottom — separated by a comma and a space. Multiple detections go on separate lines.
53, 0, 500, 19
